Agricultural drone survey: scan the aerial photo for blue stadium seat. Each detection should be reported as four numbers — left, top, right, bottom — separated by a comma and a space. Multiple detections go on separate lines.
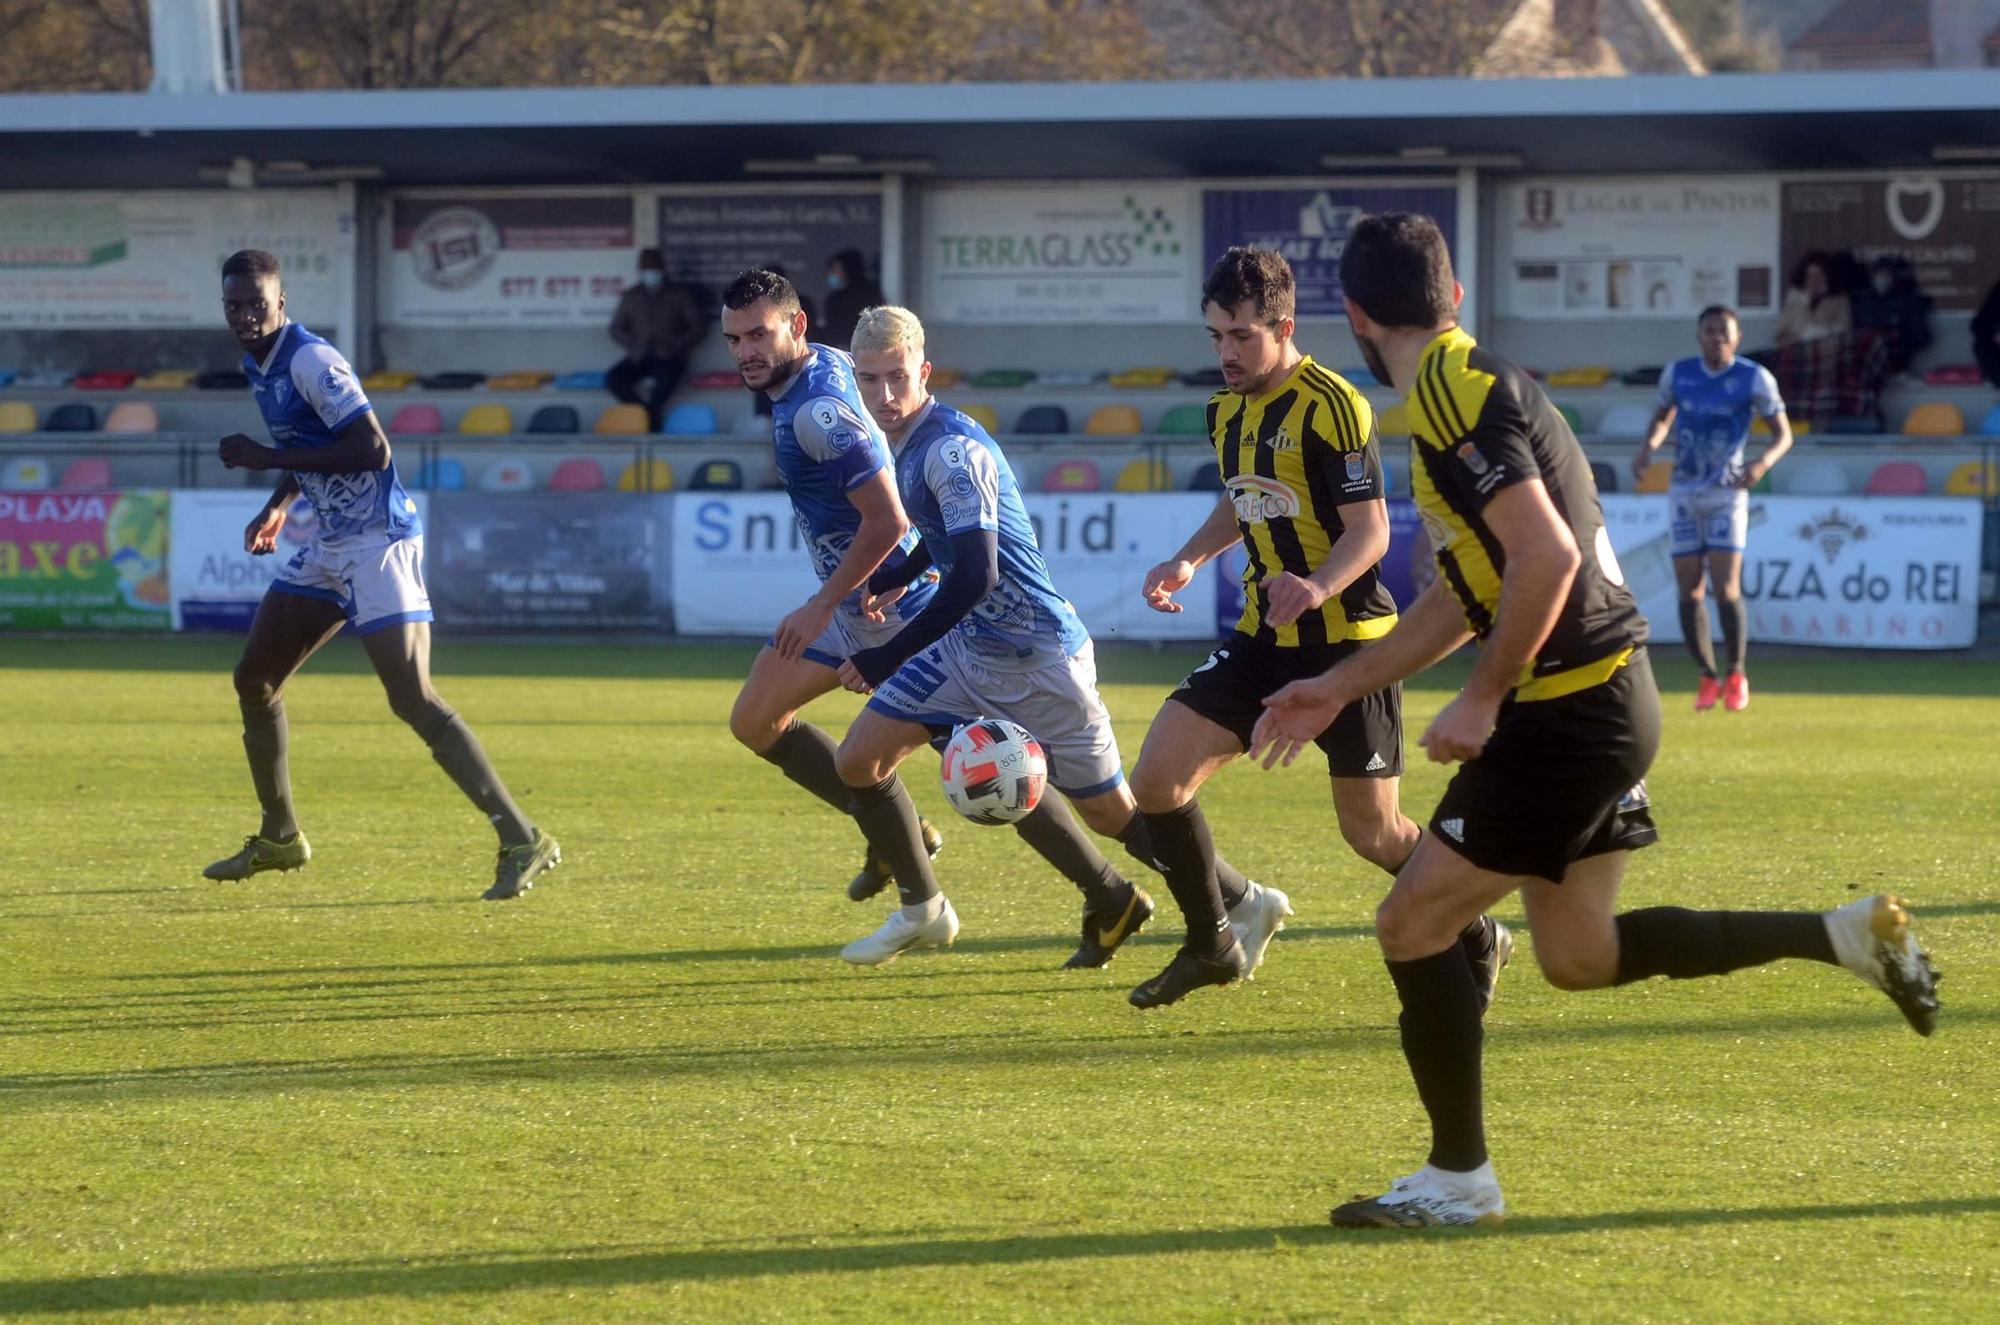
411, 457, 466, 491
556, 370, 606, 391
43, 403, 98, 432
1187, 465, 1224, 491
1015, 405, 1070, 435
1980, 403, 2000, 437
663, 403, 719, 435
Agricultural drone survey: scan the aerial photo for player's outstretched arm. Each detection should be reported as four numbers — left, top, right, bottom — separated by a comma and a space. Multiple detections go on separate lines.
842, 527, 1000, 691
1144, 493, 1240, 613
773, 468, 909, 661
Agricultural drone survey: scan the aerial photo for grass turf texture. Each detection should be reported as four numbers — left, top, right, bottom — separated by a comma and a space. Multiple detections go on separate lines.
0, 636, 1995, 1322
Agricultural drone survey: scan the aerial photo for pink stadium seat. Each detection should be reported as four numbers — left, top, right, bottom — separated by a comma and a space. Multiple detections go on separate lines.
1862, 461, 1927, 496
388, 404, 444, 434
549, 457, 606, 491
58, 457, 113, 489
1042, 459, 1101, 492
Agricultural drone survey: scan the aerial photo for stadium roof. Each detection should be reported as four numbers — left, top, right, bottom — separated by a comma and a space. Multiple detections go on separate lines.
2, 70, 1998, 189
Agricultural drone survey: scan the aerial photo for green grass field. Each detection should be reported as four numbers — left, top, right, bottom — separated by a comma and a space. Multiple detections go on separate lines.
1, 636, 1995, 1322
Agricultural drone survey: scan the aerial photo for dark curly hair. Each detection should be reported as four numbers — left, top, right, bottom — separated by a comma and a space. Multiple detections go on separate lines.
723, 268, 801, 317
1201, 247, 1295, 325
1338, 214, 1457, 330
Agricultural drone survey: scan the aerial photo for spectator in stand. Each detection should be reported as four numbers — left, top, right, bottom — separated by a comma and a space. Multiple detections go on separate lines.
607, 248, 705, 431
819, 248, 885, 350
1775, 252, 1851, 349
1850, 255, 1932, 376
1973, 278, 2000, 391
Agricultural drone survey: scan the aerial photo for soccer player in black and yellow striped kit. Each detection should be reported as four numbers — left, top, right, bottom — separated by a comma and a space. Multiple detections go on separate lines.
1126, 248, 1506, 1011
1250, 214, 1940, 1227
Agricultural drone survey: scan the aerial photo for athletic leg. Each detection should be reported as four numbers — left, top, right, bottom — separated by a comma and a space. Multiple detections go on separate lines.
834, 707, 959, 965
1128, 698, 1244, 957
1709, 547, 1750, 712
1674, 552, 1717, 680
730, 644, 848, 809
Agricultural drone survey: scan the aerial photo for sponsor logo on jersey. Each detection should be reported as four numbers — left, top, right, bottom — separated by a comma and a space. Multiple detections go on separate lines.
1228, 474, 1300, 523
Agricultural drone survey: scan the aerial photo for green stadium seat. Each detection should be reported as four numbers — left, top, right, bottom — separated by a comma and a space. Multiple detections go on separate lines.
1156, 403, 1207, 436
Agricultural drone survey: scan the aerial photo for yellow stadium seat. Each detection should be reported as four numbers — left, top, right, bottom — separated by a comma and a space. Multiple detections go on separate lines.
457, 404, 514, 435
928, 368, 965, 389
1376, 402, 1410, 437
1901, 402, 1966, 436
0, 401, 37, 433
133, 370, 194, 390
1114, 458, 1172, 492
595, 403, 651, 435
1545, 366, 1615, 387
1757, 415, 1811, 435
959, 404, 1002, 435
1107, 367, 1175, 388
1084, 405, 1143, 436
1942, 460, 1999, 498
1636, 460, 1672, 494
617, 458, 675, 492
363, 371, 418, 392
486, 371, 554, 391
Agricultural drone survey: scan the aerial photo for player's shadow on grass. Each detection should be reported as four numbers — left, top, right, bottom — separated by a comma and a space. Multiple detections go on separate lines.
6, 1196, 1998, 1314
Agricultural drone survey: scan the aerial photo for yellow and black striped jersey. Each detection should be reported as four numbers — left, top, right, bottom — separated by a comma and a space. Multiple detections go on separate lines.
1407, 327, 1647, 701
1210, 355, 1397, 648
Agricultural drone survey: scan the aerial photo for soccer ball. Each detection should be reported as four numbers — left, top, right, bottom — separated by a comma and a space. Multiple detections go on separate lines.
939, 719, 1048, 825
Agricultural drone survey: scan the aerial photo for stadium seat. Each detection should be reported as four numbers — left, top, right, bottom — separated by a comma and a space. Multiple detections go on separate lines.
1755, 415, 1811, 436
421, 371, 486, 390
959, 404, 1003, 435
526, 405, 581, 434
0, 401, 36, 433
0, 370, 14, 388
1188, 465, 1224, 491
1376, 402, 1409, 437
1635, 460, 1672, 493
58, 457, 113, 489
485, 371, 552, 391
663, 403, 719, 435
1038, 371, 1098, 387
457, 405, 513, 434
689, 370, 742, 390
1, 457, 51, 489
1590, 461, 1619, 494
133, 370, 194, 390
548, 458, 606, 492
363, 370, 418, 392
927, 368, 966, 389
1597, 404, 1655, 437
1783, 458, 1850, 496
195, 370, 249, 391
43, 403, 96, 432
1827, 414, 1885, 435
1863, 461, 1928, 495
388, 404, 444, 435
1344, 364, 1381, 387
1083, 405, 1143, 437
971, 369, 1036, 389
72, 370, 136, 391
1156, 403, 1207, 436
102, 402, 159, 434
1113, 457, 1172, 492
1900, 402, 1965, 436
1556, 403, 1584, 434
1546, 366, 1614, 387
617, 458, 675, 492
1108, 367, 1175, 388
688, 459, 745, 491
595, 404, 651, 435
410, 457, 466, 491
1979, 404, 2000, 436
552, 370, 604, 391
1042, 459, 1101, 492
1921, 364, 1982, 386
1621, 366, 1663, 387
1180, 368, 1225, 388
1942, 460, 2000, 498
1014, 404, 1070, 435
479, 459, 534, 492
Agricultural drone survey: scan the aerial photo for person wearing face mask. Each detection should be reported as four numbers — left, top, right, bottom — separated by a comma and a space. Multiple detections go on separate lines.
607, 248, 705, 431
1850, 256, 1932, 376
819, 248, 885, 351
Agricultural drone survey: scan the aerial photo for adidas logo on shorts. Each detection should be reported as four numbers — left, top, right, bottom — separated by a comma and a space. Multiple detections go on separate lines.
1364, 752, 1387, 772
1439, 818, 1465, 842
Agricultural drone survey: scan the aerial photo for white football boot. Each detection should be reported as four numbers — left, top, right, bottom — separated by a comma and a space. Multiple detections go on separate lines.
1330, 1164, 1507, 1228
839, 899, 961, 967
1824, 893, 1941, 1036
1226, 881, 1294, 975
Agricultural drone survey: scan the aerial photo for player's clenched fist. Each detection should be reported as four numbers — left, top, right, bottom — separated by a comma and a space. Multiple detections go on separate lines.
1262, 570, 1328, 627
1142, 558, 1195, 613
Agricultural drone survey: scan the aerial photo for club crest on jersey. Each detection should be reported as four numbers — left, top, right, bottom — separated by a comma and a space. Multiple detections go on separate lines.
1263, 426, 1298, 452
1456, 441, 1489, 475
1344, 451, 1366, 482
1228, 475, 1300, 523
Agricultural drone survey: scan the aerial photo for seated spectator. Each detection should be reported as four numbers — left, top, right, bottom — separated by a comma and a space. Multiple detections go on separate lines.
1775, 252, 1851, 349
607, 247, 705, 431
819, 248, 884, 350
1974, 278, 2000, 391
1850, 255, 1932, 375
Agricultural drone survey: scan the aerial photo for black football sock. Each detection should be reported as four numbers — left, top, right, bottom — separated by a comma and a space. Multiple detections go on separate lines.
416, 709, 534, 848
1140, 802, 1230, 956
848, 775, 939, 907
1386, 947, 1488, 1173
1014, 797, 1125, 911
1116, 811, 1248, 909
240, 699, 298, 842
1613, 908, 1837, 984
1717, 595, 1749, 673
1678, 599, 1718, 677
757, 719, 852, 814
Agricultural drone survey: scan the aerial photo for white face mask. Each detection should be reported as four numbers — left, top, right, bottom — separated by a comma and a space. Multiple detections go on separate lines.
639, 270, 664, 290
826, 272, 846, 292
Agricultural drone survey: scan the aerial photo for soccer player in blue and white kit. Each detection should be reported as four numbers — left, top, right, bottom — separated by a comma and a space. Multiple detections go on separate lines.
1632, 306, 1793, 712
203, 250, 558, 900
830, 305, 1266, 968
